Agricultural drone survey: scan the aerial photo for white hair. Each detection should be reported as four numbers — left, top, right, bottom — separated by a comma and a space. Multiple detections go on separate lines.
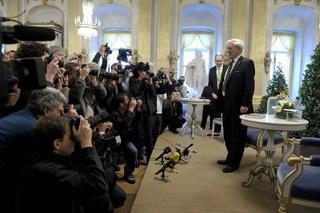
226, 39, 244, 52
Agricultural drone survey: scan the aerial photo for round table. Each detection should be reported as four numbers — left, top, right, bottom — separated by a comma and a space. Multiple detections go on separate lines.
180, 98, 210, 139
240, 114, 308, 197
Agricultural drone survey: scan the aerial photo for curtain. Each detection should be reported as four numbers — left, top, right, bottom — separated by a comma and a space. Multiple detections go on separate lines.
182, 33, 196, 48
272, 32, 295, 51
104, 31, 131, 48
182, 32, 213, 49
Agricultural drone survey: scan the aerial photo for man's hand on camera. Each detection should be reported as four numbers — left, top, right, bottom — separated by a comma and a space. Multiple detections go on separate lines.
79, 65, 90, 80
97, 121, 113, 134
136, 99, 143, 109
72, 116, 92, 148
89, 75, 98, 86
63, 104, 78, 118
99, 45, 106, 56
46, 60, 59, 83
129, 99, 137, 112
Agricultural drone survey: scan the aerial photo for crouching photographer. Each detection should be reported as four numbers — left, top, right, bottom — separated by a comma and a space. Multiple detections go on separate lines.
110, 93, 139, 184
68, 112, 126, 208
16, 116, 114, 213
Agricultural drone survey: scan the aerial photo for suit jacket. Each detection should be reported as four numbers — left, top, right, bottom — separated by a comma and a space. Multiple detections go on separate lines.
218, 56, 255, 114
208, 64, 227, 94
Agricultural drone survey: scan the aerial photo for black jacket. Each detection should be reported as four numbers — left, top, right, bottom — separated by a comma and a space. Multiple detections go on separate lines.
16, 147, 113, 213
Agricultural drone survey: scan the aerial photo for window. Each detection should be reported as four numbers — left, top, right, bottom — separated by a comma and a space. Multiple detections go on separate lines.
104, 30, 131, 70
180, 31, 213, 76
271, 32, 295, 89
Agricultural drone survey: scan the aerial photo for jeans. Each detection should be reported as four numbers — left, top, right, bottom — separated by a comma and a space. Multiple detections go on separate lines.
123, 141, 138, 177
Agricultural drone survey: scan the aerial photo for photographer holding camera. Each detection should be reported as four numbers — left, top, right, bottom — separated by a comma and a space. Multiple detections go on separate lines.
92, 43, 112, 71
156, 68, 177, 95
128, 62, 156, 163
110, 93, 138, 184
16, 116, 114, 213
0, 88, 71, 212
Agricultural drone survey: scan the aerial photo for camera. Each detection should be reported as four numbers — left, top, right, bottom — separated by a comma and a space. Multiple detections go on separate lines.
94, 131, 119, 156
46, 53, 64, 68
69, 111, 110, 129
104, 43, 112, 55
10, 57, 47, 91
117, 48, 132, 62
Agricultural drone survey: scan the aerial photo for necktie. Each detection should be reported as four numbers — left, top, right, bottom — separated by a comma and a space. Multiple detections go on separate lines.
222, 60, 234, 96
217, 66, 222, 86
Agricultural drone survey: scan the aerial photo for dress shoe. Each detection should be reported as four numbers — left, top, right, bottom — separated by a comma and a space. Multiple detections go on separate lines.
217, 160, 229, 165
123, 174, 136, 184
169, 129, 179, 134
222, 166, 238, 173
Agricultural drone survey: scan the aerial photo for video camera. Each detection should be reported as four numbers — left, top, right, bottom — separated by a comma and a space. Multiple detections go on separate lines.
0, 17, 56, 101
117, 48, 132, 62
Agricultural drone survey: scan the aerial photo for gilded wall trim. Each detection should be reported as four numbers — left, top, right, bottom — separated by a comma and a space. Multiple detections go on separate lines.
232, 0, 246, 42
250, 0, 267, 96
138, 0, 152, 62
156, 0, 171, 69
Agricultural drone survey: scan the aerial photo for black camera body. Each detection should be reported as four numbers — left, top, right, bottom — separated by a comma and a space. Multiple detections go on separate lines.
46, 53, 64, 68
104, 43, 112, 55
10, 57, 47, 91
117, 48, 132, 62
94, 131, 119, 156
69, 111, 110, 129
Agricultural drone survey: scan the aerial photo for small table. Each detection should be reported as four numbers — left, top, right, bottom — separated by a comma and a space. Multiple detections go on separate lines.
180, 98, 210, 139
240, 114, 308, 197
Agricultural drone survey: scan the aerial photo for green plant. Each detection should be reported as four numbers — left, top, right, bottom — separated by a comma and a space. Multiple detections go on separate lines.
299, 43, 320, 137
257, 64, 288, 113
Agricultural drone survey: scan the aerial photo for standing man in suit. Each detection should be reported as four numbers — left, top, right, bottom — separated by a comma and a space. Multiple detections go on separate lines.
207, 54, 227, 134
217, 39, 255, 173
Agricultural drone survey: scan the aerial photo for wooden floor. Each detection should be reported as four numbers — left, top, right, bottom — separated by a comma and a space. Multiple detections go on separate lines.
115, 130, 319, 213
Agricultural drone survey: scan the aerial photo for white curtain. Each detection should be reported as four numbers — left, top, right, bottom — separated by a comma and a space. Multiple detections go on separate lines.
104, 31, 131, 48
182, 32, 213, 49
182, 33, 196, 48
272, 32, 294, 51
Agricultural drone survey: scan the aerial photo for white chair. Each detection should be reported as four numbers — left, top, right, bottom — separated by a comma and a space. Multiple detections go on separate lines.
211, 117, 223, 140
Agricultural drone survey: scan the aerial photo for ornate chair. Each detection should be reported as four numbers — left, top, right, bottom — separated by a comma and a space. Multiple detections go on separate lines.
245, 96, 285, 162
277, 137, 320, 212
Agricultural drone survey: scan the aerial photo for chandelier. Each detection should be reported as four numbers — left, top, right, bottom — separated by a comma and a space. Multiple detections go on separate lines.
75, 0, 100, 38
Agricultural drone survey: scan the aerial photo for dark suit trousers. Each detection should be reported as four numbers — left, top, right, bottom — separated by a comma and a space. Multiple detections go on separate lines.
222, 111, 247, 168
201, 105, 221, 132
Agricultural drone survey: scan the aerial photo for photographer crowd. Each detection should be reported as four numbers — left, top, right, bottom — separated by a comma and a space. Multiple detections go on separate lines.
0, 41, 186, 212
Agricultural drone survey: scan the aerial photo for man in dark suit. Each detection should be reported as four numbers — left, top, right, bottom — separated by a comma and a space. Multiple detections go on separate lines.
207, 54, 227, 133
218, 39, 255, 173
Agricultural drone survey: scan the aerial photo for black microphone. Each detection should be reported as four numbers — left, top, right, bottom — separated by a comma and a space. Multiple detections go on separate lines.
2, 25, 56, 44
155, 146, 171, 161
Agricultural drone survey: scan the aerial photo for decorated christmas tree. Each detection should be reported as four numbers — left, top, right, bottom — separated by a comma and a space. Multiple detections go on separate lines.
257, 64, 288, 113
299, 44, 320, 137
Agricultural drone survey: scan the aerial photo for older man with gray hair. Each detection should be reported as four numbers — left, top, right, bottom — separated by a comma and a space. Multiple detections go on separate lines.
217, 39, 255, 173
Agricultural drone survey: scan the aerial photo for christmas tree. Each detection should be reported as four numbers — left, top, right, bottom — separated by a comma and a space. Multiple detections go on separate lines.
299, 44, 320, 137
257, 64, 288, 113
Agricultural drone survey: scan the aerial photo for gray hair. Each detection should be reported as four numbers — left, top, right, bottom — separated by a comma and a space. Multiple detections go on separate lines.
29, 88, 66, 115
226, 39, 244, 52
87, 62, 100, 72
48, 45, 63, 55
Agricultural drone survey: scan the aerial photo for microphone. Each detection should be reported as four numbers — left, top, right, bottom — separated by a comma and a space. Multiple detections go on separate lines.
2, 25, 56, 44
155, 146, 171, 161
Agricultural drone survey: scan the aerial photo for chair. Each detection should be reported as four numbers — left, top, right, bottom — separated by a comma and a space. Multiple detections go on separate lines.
211, 117, 223, 140
245, 96, 285, 162
277, 137, 320, 212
